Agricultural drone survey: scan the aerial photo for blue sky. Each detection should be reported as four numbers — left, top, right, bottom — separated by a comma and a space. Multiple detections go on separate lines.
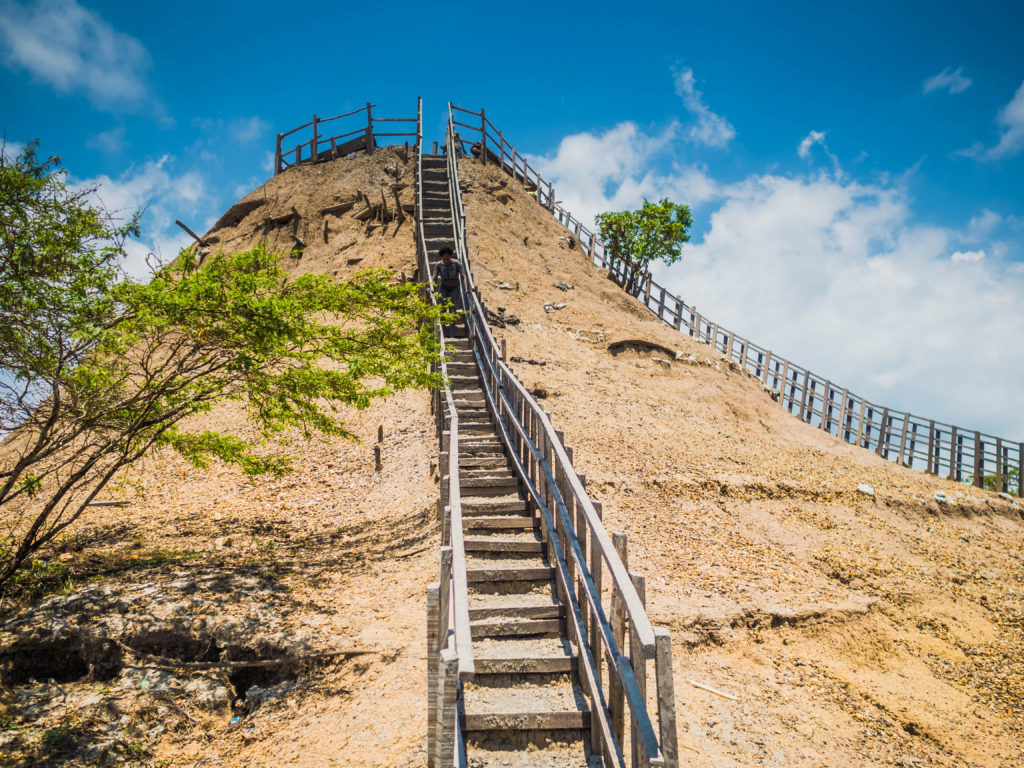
2, 0, 1023, 438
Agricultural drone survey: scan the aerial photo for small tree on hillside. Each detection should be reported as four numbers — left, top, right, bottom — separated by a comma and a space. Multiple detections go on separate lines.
595, 198, 693, 295
0, 142, 447, 591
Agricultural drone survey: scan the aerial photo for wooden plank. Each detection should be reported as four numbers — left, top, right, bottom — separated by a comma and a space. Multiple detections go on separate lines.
365, 102, 375, 154
896, 410, 909, 465
876, 408, 890, 457
761, 351, 773, 384
855, 398, 866, 448
654, 628, 678, 768
311, 114, 319, 164
1019, 443, 1024, 498
973, 432, 984, 488
610, 532, 628, 746
630, 572, 647, 768
274, 133, 282, 175
590, 500, 604, 755
996, 438, 1005, 492
820, 381, 832, 431
927, 420, 937, 474
948, 427, 960, 480
480, 108, 487, 166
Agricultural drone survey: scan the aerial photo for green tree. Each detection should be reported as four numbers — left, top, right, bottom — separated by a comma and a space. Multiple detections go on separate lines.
595, 198, 693, 296
0, 141, 447, 591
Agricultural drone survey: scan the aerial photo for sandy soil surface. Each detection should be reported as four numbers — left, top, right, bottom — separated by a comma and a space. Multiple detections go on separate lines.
457, 157, 1024, 767
1, 149, 439, 768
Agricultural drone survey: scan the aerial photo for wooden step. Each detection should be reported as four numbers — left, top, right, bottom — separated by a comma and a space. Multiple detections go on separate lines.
462, 499, 529, 515
462, 681, 590, 732
466, 564, 554, 583
469, 591, 562, 619
471, 637, 578, 675
471, 617, 563, 639
463, 516, 538, 531
464, 535, 542, 553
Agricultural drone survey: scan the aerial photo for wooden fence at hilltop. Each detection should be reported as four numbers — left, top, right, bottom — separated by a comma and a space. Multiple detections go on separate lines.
273, 102, 419, 175
448, 103, 1023, 498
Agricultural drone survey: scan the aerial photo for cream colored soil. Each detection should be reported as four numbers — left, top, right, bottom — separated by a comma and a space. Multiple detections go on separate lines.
458, 156, 1024, 767
1, 150, 438, 768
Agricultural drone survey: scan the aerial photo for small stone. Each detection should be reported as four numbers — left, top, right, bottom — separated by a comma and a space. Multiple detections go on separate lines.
856, 484, 875, 497
498, 281, 513, 290
554, 282, 573, 291
934, 491, 949, 503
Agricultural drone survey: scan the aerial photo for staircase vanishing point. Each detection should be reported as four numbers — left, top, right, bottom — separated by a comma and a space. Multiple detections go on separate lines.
421, 152, 596, 766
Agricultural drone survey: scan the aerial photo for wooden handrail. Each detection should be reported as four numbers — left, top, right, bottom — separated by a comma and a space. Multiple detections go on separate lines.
444, 103, 675, 767
448, 103, 1023, 497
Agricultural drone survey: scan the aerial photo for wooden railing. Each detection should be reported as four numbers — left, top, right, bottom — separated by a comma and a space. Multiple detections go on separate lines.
449, 104, 1024, 498
274, 102, 419, 175
418, 97, 472, 768
445, 104, 679, 768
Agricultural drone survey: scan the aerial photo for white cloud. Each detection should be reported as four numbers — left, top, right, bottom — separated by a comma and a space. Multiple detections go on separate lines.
674, 68, 736, 148
797, 130, 826, 159
528, 121, 717, 227
986, 80, 1024, 159
923, 66, 972, 95
0, 0, 151, 107
86, 125, 126, 154
535, 119, 1024, 438
231, 116, 270, 144
1, 138, 25, 161
72, 157, 211, 278
951, 249, 985, 263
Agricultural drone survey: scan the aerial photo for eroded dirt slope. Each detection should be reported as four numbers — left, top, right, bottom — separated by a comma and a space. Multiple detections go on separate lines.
459, 157, 1024, 768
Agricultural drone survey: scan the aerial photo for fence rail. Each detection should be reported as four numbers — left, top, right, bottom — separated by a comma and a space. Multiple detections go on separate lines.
448, 104, 1023, 498
441, 103, 679, 768
273, 102, 419, 175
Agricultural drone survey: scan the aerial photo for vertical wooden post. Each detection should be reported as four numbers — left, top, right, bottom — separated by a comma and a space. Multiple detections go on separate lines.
644, 274, 653, 306
739, 340, 748, 369
498, 130, 505, 169
876, 408, 890, 457
973, 432, 983, 488
653, 628, 679, 768
658, 288, 667, 320
274, 133, 282, 175
761, 351, 773, 384
837, 389, 850, 441
674, 301, 684, 331
820, 382, 832, 431
365, 102, 375, 154
630, 572, 647, 768
589, 501, 604, 755
436, 648, 459, 768
427, 584, 440, 768
926, 420, 936, 474
692, 310, 702, 339
1018, 443, 1023, 498
995, 438, 1005, 492
798, 370, 810, 420
948, 427, 960, 480
896, 411, 909, 465
855, 399, 867, 448
311, 114, 319, 164
609, 532, 628, 746
479, 107, 487, 166
548, 180, 554, 211
726, 333, 735, 361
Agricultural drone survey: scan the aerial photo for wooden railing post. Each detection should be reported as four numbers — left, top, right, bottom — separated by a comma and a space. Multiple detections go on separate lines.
311, 114, 319, 164
630, 572, 647, 768
436, 647, 459, 768
973, 432, 984, 488
480, 107, 487, 166
274, 133, 282, 175
1018, 442, 1023, 497
365, 102, 375, 154
609, 531, 628, 745
653, 628, 679, 768
589, 501, 604, 755
427, 583, 440, 768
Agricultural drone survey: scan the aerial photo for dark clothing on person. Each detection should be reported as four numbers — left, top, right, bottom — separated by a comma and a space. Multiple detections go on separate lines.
434, 259, 462, 303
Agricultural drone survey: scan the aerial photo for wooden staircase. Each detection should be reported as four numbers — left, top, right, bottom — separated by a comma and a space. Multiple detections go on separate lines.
443, 317, 597, 768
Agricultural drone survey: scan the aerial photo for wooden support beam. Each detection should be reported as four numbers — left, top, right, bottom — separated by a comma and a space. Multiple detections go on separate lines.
609, 531, 628, 746
175, 219, 207, 246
